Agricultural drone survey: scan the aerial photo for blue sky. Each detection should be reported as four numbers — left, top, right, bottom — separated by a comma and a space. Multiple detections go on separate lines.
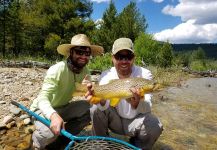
89, 0, 217, 44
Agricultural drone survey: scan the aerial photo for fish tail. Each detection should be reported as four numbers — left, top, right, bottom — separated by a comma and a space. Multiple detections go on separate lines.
153, 83, 163, 91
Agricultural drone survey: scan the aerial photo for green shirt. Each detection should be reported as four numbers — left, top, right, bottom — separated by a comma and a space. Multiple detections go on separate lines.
30, 60, 89, 119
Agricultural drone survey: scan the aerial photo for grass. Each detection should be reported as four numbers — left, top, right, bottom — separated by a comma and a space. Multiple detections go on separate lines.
148, 65, 190, 86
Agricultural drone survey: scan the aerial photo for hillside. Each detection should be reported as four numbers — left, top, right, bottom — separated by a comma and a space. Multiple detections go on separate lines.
172, 43, 217, 59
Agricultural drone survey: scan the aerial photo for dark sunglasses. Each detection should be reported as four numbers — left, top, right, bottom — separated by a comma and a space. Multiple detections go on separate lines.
114, 53, 134, 61
73, 47, 91, 57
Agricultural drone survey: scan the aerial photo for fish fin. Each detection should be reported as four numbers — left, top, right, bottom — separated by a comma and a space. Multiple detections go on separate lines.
139, 85, 154, 96
110, 98, 120, 107
90, 96, 101, 104
139, 88, 145, 96
72, 82, 87, 97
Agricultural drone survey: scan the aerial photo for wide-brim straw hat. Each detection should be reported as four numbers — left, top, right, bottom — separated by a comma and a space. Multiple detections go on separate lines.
57, 34, 104, 57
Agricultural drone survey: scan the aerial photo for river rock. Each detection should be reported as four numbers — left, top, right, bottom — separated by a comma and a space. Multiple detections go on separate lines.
23, 118, 31, 125
3, 115, 14, 124
20, 114, 29, 120
9, 106, 21, 115
0, 100, 6, 104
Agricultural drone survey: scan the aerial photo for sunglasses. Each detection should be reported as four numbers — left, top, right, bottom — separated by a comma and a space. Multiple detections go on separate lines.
73, 47, 91, 57
114, 53, 134, 61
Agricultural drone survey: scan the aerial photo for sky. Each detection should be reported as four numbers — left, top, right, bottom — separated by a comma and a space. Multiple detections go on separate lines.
89, 0, 217, 44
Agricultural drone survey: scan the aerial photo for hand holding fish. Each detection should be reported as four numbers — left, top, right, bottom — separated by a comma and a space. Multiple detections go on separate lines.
129, 87, 142, 109
85, 83, 94, 103
85, 83, 107, 105
84, 83, 93, 101
83, 75, 101, 104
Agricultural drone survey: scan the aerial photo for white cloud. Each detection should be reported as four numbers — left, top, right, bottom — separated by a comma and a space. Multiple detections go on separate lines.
163, 1, 217, 24
95, 19, 104, 29
154, 20, 217, 43
89, 0, 110, 3
154, 0, 217, 43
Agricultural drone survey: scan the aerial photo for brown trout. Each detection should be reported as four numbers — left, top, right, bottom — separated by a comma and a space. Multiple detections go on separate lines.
73, 77, 160, 107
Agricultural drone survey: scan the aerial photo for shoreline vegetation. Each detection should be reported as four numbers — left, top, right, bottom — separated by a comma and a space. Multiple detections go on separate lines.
0, 58, 216, 87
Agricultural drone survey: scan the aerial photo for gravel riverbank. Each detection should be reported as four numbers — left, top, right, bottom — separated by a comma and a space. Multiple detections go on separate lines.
0, 67, 217, 150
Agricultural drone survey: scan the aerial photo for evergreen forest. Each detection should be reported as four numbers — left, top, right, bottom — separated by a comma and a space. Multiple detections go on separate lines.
1, 0, 217, 71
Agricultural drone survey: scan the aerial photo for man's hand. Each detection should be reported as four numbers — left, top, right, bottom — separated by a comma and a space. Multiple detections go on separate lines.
129, 87, 142, 109
82, 75, 91, 85
85, 83, 94, 102
85, 83, 106, 105
50, 112, 65, 135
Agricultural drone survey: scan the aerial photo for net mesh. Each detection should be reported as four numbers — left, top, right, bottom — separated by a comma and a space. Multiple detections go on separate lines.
69, 139, 134, 150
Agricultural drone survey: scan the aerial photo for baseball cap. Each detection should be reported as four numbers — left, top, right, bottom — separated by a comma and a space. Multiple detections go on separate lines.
112, 38, 134, 55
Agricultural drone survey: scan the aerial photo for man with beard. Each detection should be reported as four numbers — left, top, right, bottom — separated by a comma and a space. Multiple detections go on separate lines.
86, 38, 163, 150
30, 34, 103, 149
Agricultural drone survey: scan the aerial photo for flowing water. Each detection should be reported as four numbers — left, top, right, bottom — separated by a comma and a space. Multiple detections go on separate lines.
153, 78, 217, 150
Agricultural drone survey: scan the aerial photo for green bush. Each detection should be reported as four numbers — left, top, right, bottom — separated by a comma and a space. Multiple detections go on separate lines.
134, 33, 173, 67
205, 60, 217, 70
190, 47, 206, 60
173, 52, 191, 67
134, 33, 160, 65
88, 53, 112, 71
190, 59, 217, 71
157, 42, 173, 67
190, 60, 207, 71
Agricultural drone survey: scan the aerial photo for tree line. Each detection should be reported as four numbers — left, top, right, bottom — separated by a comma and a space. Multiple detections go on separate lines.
172, 43, 217, 59
3, 0, 213, 69
0, 0, 149, 56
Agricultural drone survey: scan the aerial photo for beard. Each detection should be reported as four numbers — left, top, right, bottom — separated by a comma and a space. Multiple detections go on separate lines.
67, 57, 88, 74
72, 58, 87, 68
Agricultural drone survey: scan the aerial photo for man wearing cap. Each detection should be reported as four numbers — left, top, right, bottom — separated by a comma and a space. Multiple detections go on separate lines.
30, 34, 103, 149
87, 38, 163, 150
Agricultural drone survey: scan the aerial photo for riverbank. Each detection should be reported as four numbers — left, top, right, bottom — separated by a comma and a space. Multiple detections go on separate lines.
0, 67, 217, 149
